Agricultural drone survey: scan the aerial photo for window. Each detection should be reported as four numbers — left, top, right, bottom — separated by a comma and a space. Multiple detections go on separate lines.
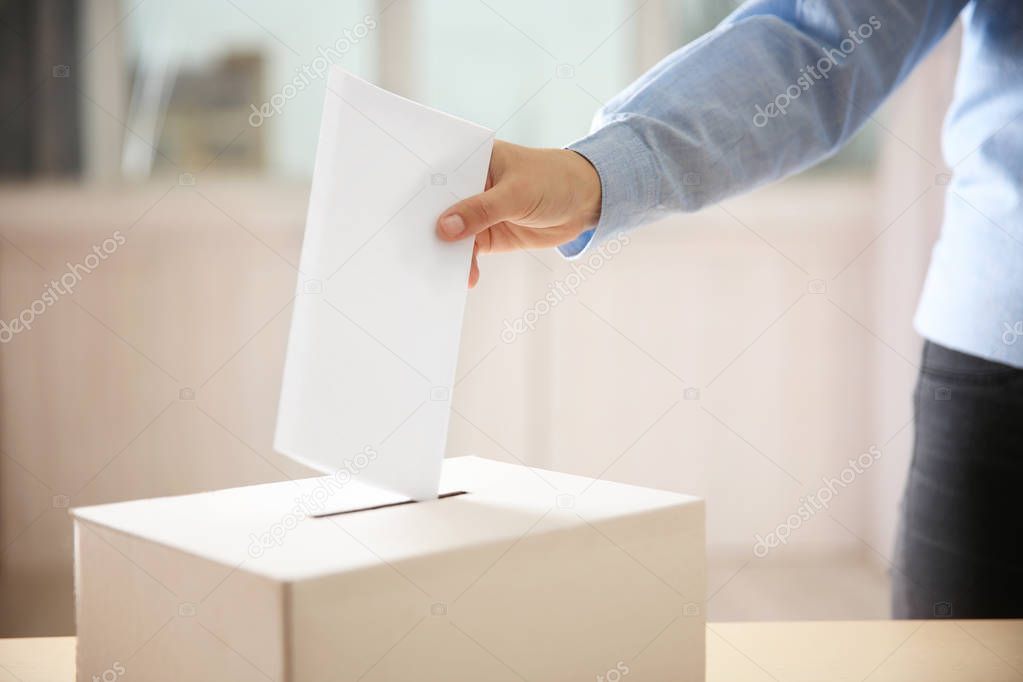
116, 0, 876, 179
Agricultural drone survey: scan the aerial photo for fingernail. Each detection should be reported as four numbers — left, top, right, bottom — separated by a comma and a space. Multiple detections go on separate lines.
439, 214, 465, 238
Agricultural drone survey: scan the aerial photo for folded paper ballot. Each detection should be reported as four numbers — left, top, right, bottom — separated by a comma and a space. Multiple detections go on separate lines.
275, 68, 494, 502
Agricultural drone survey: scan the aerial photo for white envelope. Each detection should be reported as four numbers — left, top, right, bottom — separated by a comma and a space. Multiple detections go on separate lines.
275, 68, 494, 501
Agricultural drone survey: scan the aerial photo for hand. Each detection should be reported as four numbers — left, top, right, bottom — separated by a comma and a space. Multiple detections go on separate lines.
436, 140, 602, 287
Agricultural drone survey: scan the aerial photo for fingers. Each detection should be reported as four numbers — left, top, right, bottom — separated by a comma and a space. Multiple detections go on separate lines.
437, 184, 518, 241
468, 241, 480, 289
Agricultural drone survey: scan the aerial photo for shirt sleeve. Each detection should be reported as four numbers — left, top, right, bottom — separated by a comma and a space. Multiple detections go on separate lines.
560, 0, 968, 258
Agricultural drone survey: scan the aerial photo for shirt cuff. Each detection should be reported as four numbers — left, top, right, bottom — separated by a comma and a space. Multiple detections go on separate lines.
559, 119, 659, 259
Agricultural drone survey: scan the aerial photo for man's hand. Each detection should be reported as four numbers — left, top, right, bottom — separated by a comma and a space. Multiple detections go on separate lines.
436, 141, 602, 287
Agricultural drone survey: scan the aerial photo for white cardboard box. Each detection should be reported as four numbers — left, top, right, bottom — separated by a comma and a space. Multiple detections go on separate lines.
73, 457, 705, 681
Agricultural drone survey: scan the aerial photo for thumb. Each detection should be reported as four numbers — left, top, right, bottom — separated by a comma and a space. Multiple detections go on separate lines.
437, 185, 519, 241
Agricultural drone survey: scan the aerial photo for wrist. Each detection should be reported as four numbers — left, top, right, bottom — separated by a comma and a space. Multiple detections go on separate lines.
565, 150, 602, 227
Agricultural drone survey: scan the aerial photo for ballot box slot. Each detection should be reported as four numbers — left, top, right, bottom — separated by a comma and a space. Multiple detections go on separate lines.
311, 490, 468, 518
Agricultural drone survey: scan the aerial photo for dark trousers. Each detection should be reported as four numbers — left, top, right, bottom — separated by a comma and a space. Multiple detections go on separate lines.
892, 341, 1023, 618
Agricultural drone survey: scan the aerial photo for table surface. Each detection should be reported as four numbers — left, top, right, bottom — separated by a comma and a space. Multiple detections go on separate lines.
2, 620, 1021, 681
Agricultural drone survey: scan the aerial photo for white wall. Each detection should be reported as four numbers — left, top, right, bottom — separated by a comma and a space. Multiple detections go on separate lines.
0, 4, 961, 636
0, 172, 921, 635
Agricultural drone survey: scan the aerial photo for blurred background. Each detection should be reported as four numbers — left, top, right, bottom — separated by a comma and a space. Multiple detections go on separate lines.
0, 0, 959, 635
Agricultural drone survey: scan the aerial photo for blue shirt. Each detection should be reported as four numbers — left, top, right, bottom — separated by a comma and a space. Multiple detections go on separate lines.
564, 0, 1023, 368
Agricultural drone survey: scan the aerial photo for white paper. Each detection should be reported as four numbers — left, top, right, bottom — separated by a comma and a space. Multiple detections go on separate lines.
274, 68, 493, 501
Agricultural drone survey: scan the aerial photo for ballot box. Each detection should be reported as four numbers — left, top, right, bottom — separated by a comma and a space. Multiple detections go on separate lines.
73, 456, 705, 681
